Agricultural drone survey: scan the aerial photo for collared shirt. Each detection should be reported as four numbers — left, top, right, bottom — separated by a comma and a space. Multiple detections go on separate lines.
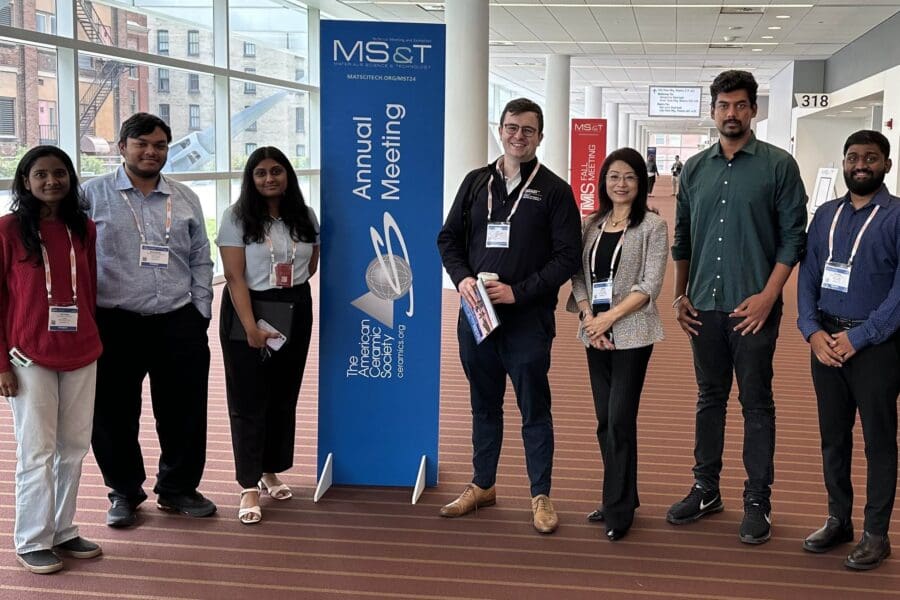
797, 186, 900, 351
671, 133, 807, 311
82, 165, 214, 318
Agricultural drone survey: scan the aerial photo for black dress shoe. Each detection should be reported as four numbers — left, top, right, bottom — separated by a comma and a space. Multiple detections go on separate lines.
157, 491, 217, 518
845, 532, 891, 570
803, 516, 853, 553
606, 527, 629, 541
586, 505, 605, 522
106, 498, 137, 528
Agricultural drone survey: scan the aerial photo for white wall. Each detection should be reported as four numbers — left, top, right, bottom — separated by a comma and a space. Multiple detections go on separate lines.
794, 115, 869, 202
767, 63, 795, 153
756, 119, 768, 143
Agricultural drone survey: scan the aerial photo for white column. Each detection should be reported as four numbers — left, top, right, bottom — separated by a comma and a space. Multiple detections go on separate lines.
604, 101, 618, 154
584, 86, 603, 118
629, 116, 638, 149
617, 110, 628, 150
543, 54, 571, 177
444, 0, 489, 220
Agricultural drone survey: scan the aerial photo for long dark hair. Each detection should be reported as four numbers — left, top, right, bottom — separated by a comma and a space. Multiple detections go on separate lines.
596, 147, 654, 228
234, 146, 316, 244
10, 146, 88, 264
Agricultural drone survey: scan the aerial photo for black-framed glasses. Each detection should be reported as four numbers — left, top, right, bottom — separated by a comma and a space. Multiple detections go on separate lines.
503, 123, 538, 138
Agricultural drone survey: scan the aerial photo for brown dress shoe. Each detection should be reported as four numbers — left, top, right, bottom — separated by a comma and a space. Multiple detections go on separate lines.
532, 494, 559, 533
439, 484, 496, 517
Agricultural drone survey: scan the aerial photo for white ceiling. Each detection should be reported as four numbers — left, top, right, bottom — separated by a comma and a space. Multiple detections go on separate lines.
331, 1, 900, 133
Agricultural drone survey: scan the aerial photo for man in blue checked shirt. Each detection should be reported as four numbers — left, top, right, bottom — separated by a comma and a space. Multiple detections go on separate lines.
83, 113, 216, 528
797, 129, 900, 571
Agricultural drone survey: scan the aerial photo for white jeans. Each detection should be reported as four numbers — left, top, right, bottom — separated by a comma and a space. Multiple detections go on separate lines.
7, 361, 96, 553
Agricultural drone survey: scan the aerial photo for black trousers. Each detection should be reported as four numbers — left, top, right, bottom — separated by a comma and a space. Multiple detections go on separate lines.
219, 283, 313, 489
458, 304, 555, 497
811, 326, 900, 535
648, 176, 656, 195
91, 304, 211, 504
586, 344, 653, 530
690, 304, 782, 505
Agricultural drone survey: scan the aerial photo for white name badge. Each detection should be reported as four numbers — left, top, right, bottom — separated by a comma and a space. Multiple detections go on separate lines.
822, 261, 851, 293
592, 279, 613, 305
140, 244, 170, 268
486, 222, 511, 248
48, 305, 78, 332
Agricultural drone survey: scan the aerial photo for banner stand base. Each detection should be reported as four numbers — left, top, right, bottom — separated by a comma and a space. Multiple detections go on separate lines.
411, 455, 427, 504
314, 452, 334, 503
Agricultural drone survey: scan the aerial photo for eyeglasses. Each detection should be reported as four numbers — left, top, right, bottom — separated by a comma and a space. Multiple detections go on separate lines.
503, 123, 538, 138
606, 174, 638, 185
844, 153, 882, 166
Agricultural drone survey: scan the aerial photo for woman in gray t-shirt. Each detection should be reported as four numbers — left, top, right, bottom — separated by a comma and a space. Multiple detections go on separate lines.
216, 146, 319, 524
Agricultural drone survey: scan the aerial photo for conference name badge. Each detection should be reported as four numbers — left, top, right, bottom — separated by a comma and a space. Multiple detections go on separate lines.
592, 279, 613, 305
48, 305, 78, 332
822, 261, 851, 293
140, 244, 170, 268
271, 262, 294, 288
486, 222, 511, 248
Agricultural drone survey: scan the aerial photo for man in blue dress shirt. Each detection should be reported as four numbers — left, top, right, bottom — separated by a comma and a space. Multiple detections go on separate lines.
797, 129, 900, 570
83, 113, 216, 527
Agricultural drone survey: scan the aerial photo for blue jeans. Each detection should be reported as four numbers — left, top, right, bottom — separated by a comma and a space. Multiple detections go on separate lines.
457, 304, 555, 497
690, 304, 782, 505
8, 361, 96, 553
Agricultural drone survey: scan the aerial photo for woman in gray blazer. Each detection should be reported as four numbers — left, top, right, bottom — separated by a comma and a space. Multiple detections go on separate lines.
567, 147, 668, 541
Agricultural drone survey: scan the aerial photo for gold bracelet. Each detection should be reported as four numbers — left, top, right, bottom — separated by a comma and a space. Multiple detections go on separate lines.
672, 294, 687, 308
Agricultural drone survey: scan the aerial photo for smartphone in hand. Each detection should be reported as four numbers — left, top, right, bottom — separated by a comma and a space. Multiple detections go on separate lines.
257, 319, 287, 351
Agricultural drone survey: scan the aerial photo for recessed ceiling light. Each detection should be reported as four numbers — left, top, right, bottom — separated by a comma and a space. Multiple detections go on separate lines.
489, 40, 515, 47
762, 35, 774, 39
776, 15, 791, 19
768, 26, 782, 30
840, 110, 853, 113
854, 106, 869, 109
752, 48, 763, 52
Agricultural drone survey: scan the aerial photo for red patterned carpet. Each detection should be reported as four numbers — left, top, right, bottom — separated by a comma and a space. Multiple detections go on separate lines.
0, 183, 898, 599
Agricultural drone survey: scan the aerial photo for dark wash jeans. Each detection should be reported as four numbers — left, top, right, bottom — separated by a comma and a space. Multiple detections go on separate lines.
689, 303, 782, 506
457, 303, 555, 497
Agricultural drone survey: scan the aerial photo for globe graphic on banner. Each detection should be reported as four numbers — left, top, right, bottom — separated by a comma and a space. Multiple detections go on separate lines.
365, 255, 412, 300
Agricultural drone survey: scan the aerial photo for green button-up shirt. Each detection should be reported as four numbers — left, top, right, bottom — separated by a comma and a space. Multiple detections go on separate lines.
671, 133, 807, 312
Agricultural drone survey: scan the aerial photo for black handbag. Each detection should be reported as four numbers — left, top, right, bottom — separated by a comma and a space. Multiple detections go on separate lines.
228, 298, 295, 343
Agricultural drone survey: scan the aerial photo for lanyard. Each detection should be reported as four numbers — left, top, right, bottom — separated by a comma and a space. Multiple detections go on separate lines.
589, 217, 627, 282
486, 157, 541, 222
120, 190, 172, 245
826, 202, 880, 265
265, 222, 297, 266
38, 227, 77, 305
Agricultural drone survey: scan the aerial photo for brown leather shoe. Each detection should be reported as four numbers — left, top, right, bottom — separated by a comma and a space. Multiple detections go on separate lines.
532, 494, 559, 533
439, 484, 496, 518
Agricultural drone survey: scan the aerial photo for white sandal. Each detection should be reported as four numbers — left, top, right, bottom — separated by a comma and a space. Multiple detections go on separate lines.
238, 487, 262, 524
260, 476, 293, 501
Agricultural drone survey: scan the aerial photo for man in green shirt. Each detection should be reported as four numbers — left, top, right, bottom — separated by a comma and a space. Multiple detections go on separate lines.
666, 70, 807, 544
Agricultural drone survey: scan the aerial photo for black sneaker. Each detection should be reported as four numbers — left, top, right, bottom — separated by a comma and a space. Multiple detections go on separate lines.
740, 502, 772, 544
157, 491, 217, 517
106, 498, 138, 528
53, 537, 102, 559
666, 484, 724, 524
16, 550, 63, 574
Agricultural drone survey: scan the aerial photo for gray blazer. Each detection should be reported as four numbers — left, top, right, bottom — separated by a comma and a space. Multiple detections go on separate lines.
567, 211, 668, 349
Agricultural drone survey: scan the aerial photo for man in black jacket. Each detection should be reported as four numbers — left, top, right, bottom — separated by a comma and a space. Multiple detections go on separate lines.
436, 98, 581, 533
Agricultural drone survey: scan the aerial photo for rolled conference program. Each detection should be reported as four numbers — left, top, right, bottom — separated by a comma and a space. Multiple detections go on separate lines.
477, 272, 499, 283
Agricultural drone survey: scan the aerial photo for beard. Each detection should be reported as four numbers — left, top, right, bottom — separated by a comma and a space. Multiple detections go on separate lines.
844, 168, 884, 196
718, 119, 747, 139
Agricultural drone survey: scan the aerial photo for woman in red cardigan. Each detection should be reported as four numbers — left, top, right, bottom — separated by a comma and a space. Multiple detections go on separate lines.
0, 146, 103, 574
